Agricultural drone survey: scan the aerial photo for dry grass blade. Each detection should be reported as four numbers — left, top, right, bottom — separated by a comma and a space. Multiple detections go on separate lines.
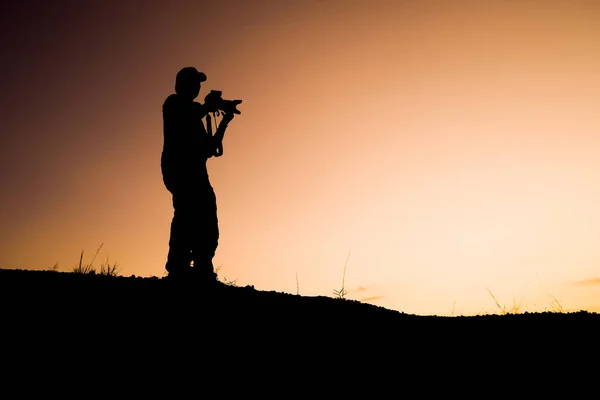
72, 243, 106, 275
100, 255, 121, 276
333, 251, 351, 299
487, 288, 507, 315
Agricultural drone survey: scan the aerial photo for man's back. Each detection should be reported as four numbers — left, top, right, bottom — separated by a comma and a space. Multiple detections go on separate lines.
161, 93, 211, 191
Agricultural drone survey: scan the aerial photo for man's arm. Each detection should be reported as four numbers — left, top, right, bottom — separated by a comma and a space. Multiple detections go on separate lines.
210, 112, 234, 157
192, 101, 211, 122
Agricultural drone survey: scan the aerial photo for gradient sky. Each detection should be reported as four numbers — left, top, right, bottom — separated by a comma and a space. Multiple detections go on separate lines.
2, 0, 600, 316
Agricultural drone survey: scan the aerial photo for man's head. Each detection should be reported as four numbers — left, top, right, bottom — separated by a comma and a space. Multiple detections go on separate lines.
175, 67, 207, 100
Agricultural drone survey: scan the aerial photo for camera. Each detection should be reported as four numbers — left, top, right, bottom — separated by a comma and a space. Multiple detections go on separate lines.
204, 90, 242, 115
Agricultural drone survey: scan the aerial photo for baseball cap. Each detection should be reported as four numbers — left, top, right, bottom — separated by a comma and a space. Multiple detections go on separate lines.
176, 67, 207, 83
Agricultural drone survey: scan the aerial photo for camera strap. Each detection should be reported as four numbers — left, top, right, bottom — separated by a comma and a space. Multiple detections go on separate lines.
206, 112, 224, 157
206, 113, 213, 137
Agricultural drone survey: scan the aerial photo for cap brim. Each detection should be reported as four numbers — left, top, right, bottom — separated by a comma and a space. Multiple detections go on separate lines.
197, 72, 207, 82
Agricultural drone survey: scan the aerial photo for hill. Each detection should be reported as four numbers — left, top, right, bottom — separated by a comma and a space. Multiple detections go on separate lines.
1, 267, 598, 386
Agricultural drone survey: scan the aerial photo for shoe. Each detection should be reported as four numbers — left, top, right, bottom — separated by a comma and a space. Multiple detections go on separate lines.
166, 266, 193, 280
192, 268, 218, 284
191, 260, 218, 284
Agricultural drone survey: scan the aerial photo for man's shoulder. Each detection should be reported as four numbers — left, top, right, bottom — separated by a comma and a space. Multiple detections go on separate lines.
163, 95, 204, 111
163, 94, 179, 109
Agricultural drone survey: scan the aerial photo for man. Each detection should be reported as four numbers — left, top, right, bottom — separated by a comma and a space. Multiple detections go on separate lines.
161, 66, 235, 281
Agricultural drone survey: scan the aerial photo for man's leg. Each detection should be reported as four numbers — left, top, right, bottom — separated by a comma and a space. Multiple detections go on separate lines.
191, 187, 219, 282
165, 193, 193, 278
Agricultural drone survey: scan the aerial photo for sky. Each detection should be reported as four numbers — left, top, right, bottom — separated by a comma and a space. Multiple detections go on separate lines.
2, 0, 600, 316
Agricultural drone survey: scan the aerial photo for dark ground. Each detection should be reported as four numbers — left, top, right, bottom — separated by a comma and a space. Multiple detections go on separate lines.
1, 268, 598, 390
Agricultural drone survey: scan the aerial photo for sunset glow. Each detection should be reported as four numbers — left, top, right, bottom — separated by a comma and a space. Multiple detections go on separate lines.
2, 0, 600, 315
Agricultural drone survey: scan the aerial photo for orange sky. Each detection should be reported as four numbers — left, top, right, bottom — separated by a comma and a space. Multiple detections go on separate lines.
2, 0, 600, 315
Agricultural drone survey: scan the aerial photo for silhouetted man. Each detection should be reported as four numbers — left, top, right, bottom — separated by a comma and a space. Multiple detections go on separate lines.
161, 67, 235, 281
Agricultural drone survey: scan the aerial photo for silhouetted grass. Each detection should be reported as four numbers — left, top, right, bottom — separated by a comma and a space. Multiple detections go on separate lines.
333, 251, 350, 299
215, 264, 238, 286
476, 288, 564, 316
72, 243, 121, 276
45, 247, 572, 315
486, 288, 524, 315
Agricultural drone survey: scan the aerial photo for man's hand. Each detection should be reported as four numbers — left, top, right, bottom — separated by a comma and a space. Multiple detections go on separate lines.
220, 110, 234, 125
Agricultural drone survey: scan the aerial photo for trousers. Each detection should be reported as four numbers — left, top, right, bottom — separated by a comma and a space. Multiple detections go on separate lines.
165, 184, 219, 274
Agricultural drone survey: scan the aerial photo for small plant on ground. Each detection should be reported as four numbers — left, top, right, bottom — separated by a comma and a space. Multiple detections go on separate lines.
99, 255, 121, 276
73, 244, 103, 274
486, 288, 523, 315
333, 251, 350, 300
544, 291, 564, 313
221, 277, 238, 286
215, 264, 238, 286
72, 243, 122, 276
485, 288, 565, 315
